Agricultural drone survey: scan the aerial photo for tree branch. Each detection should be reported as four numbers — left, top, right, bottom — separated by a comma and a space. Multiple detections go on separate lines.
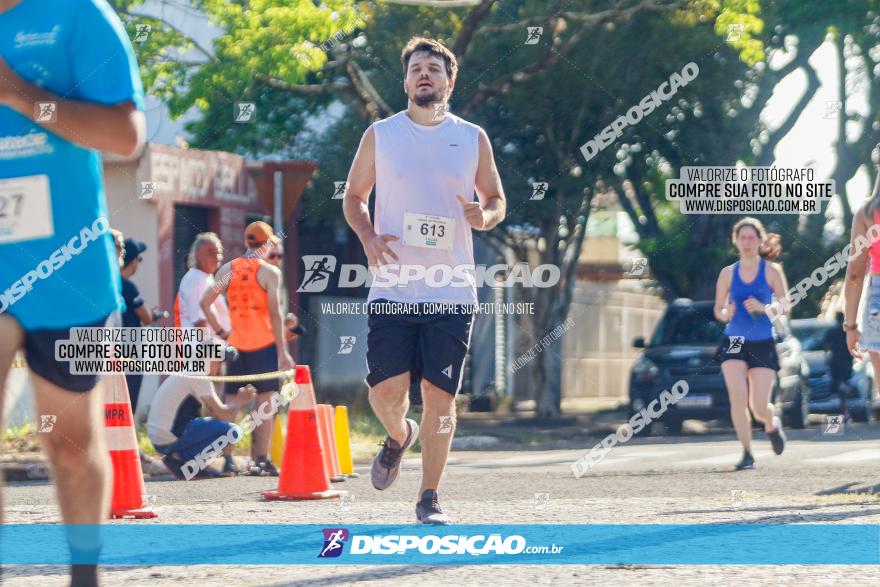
452, 0, 498, 58
477, 0, 683, 33
256, 75, 351, 95
345, 60, 394, 121
756, 60, 820, 165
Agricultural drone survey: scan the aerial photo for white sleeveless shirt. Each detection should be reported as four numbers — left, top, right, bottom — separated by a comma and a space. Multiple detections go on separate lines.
370, 110, 481, 304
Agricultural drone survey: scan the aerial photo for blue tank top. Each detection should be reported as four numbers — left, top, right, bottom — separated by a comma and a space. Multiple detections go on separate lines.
724, 258, 775, 341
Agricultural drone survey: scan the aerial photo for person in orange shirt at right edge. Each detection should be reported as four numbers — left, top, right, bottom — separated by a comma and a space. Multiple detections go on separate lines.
200, 221, 295, 475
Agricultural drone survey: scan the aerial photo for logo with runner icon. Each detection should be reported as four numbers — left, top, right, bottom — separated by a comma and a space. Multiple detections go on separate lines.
318, 528, 349, 558
338, 336, 356, 355
297, 255, 338, 293
823, 414, 844, 436
726, 336, 745, 354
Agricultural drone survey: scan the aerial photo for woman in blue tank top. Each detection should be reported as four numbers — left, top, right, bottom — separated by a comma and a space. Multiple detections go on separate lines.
714, 217, 792, 471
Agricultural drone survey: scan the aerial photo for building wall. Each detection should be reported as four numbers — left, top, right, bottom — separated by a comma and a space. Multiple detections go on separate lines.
104, 159, 160, 306
562, 281, 666, 401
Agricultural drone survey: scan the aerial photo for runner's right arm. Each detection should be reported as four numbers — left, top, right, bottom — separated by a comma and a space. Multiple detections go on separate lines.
343, 126, 399, 266
201, 263, 232, 338
0, 59, 144, 158
713, 266, 735, 322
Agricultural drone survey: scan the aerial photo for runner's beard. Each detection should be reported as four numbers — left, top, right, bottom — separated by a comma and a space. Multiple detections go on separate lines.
413, 86, 443, 107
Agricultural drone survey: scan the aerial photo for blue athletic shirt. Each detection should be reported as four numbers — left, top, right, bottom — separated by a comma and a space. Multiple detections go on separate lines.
724, 258, 775, 341
0, 0, 144, 330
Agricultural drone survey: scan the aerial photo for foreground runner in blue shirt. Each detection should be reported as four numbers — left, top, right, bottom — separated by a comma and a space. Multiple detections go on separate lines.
0, 1, 145, 585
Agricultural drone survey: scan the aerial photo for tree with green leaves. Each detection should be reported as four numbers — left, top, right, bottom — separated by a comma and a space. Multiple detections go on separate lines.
117, 0, 854, 417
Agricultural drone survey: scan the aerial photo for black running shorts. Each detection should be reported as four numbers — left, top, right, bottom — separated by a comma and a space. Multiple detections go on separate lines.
21, 315, 111, 392
715, 337, 780, 371
366, 299, 474, 395
224, 343, 279, 394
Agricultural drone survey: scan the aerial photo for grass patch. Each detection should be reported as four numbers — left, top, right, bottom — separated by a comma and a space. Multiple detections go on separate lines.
347, 409, 422, 462
2, 423, 40, 453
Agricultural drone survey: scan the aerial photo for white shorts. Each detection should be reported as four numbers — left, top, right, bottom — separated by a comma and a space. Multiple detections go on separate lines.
861, 276, 880, 351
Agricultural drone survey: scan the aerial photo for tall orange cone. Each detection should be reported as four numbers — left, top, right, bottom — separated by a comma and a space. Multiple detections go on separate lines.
104, 373, 157, 519
262, 366, 346, 500
317, 404, 345, 483
334, 405, 358, 477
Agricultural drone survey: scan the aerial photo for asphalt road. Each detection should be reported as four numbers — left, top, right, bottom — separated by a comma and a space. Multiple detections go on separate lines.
5, 421, 880, 585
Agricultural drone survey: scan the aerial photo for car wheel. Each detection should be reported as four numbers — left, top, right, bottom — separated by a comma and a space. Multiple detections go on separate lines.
627, 405, 653, 437
661, 418, 683, 436
852, 408, 870, 423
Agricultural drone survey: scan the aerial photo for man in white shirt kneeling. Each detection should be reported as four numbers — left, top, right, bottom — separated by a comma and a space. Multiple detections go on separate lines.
148, 345, 255, 480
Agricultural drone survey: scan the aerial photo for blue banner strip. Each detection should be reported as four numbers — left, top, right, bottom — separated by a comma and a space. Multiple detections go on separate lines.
1, 524, 878, 565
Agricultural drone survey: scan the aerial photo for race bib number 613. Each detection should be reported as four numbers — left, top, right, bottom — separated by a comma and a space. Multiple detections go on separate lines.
402, 212, 454, 251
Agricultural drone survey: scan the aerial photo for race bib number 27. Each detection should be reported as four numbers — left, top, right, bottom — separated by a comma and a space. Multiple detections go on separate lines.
0, 175, 54, 244
402, 212, 454, 251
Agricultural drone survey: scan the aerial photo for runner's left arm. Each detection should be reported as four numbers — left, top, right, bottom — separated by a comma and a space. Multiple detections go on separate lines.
471, 128, 506, 231
765, 263, 790, 317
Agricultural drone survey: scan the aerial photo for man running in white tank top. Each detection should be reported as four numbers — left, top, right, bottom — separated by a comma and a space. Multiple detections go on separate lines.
343, 37, 506, 524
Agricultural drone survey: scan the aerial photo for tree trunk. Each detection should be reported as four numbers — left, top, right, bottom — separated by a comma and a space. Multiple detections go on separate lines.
534, 340, 563, 418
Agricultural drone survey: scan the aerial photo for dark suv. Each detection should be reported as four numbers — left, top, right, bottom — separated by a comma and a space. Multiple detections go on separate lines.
629, 299, 810, 434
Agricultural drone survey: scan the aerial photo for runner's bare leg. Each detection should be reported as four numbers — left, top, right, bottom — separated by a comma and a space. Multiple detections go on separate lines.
419, 380, 455, 496
0, 315, 25, 524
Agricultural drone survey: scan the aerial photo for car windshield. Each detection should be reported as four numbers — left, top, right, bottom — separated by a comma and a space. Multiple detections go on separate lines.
650, 305, 725, 346
791, 323, 832, 351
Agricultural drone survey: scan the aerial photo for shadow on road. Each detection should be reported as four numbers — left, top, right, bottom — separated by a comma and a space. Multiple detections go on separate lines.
815, 481, 880, 496
659, 498, 880, 519
267, 565, 446, 586
456, 410, 880, 452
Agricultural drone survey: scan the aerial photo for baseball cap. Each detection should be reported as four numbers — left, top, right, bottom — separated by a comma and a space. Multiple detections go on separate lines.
123, 238, 147, 266
244, 221, 277, 247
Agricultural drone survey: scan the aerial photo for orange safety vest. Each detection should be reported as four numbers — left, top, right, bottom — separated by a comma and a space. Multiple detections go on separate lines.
226, 257, 274, 351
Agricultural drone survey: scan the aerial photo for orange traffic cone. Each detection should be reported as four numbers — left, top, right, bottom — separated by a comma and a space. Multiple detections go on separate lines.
262, 366, 346, 500
317, 404, 345, 483
319, 404, 345, 483
104, 373, 157, 519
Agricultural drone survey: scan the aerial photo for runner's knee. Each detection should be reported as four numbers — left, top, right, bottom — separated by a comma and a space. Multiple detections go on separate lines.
42, 427, 102, 464
420, 381, 454, 411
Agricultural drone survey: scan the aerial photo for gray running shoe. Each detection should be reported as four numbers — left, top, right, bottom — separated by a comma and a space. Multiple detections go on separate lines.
371, 418, 419, 490
416, 489, 452, 525
767, 416, 786, 455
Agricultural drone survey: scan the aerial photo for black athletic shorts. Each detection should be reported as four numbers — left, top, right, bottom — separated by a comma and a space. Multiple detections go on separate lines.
21, 315, 110, 392
715, 337, 779, 371
224, 343, 279, 394
366, 299, 474, 395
